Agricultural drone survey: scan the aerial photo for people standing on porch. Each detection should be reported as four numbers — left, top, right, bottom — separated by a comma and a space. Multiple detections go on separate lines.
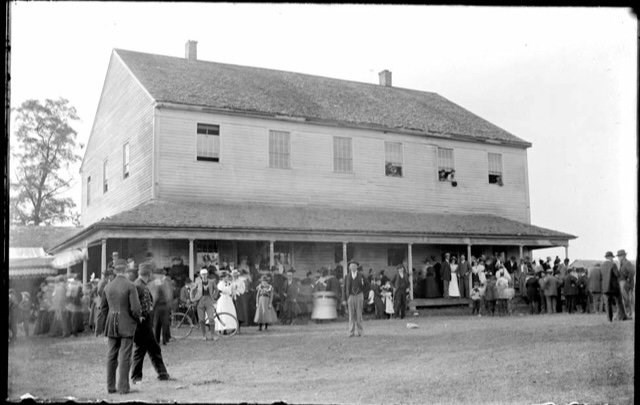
255, 275, 277, 331
344, 261, 365, 337
127, 262, 170, 383
281, 269, 300, 325
191, 268, 218, 341
617, 249, 635, 319
458, 255, 472, 298
424, 258, 440, 298
448, 256, 461, 298
149, 268, 172, 345
393, 265, 410, 320
108, 251, 120, 271
99, 259, 141, 395
442, 253, 452, 298
216, 271, 239, 333
601, 251, 627, 322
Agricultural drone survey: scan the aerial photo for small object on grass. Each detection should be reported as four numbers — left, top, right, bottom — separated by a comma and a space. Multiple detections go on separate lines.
413, 312, 419, 316
20, 393, 35, 400
406, 323, 419, 329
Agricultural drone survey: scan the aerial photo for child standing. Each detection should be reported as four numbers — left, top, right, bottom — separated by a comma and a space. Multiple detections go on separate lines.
254, 275, 277, 331
381, 280, 394, 319
484, 274, 497, 316
470, 282, 482, 316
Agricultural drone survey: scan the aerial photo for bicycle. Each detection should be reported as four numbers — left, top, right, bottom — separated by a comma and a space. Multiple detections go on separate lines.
170, 300, 238, 340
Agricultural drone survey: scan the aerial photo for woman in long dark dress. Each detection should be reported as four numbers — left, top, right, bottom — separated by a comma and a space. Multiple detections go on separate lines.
425, 262, 441, 298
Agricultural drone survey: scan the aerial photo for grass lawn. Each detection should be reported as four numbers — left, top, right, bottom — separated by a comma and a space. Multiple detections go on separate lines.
7, 309, 634, 404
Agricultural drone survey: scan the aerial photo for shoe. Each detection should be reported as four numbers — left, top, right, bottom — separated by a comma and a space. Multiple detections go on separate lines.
108, 389, 117, 394
131, 379, 142, 385
158, 374, 171, 381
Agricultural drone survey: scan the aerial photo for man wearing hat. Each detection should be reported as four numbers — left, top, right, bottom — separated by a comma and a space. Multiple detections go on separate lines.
617, 249, 635, 319
393, 265, 410, 320
343, 260, 365, 337
149, 267, 173, 345
601, 251, 627, 322
127, 262, 170, 383
190, 267, 219, 340
99, 259, 142, 394
281, 268, 300, 325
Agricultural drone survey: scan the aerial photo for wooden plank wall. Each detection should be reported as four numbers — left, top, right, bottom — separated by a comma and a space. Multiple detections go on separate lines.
156, 109, 531, 223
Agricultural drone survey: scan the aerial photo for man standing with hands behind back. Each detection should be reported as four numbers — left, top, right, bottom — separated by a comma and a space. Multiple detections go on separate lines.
343, 260, 365, 338
99, 259, 141, 395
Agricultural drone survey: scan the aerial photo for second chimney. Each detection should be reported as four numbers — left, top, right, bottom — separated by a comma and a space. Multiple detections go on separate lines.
185, 40, 198, 61
378, 70, 392, 87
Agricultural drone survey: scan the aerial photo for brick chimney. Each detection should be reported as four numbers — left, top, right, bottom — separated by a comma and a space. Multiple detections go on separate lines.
378, 70, 392, 87
185, 40, 197, 61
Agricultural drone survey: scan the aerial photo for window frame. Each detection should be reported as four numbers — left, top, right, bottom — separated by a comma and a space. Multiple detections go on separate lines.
384, 141, 403, 177
437, 147, 456, 182
86, 175, 91, 206
123, 142, 130, 179
196, 123, 221, 162
103, 159, 109, 193
333, 136, 353, 173
269, 130, 291, 169
488, 152, 503, 185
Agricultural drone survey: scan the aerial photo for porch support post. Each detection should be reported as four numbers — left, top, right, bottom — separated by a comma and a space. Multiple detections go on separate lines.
269, 241, 275, 268
467, 244, 472, 261
564, 245, 569, 260
290, 242, 295, 268
101, 239, 107, 276
342, 242, 348, 278
67, 266, 71, 278
189, 239, 195, 281
519, 245, 524, 260
408, 243, 414, 301
82, 241, 88, 284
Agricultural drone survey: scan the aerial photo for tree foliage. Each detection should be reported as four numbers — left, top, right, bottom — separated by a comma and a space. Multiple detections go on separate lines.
10, 98, 82, 225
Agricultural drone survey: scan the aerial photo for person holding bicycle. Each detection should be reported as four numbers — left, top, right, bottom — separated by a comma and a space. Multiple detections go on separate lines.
190, 268, 219, 341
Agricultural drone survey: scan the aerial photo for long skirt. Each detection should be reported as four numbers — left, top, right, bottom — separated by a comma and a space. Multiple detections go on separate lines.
215, 295, 238, 331
235, 293, 251, 325
34, 310, 51, 335
254, 296, 277, 324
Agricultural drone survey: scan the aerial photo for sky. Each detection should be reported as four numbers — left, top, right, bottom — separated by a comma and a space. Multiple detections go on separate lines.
9, 3, 638, 261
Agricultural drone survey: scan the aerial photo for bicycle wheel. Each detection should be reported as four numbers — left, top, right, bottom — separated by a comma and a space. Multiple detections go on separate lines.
170, 312, 194, 340
215, 312, 238, 337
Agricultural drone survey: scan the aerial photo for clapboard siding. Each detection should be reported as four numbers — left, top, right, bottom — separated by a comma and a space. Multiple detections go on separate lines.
155, 109, 531, 223
81, 53, 154, 226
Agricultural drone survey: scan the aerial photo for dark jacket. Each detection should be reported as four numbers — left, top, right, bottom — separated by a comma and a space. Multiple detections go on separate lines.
99, 274, 141, 338
283, 279, 300, 302
563, 274, 579, 296
393, 274, 410, 296
441, 261, 452, 282
601, 260, 620, 295
542, 274, 561, 297
588, 265, 602, 293
344, 271, 365, 297
525, 276, 540, 299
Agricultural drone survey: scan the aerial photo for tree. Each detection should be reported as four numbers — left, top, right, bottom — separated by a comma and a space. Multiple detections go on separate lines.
10, 98, 82, 225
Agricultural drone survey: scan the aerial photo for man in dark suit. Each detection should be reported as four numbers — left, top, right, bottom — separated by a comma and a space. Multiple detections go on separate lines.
458, 255, 472, 298
393, 265, 410, 319
99, 259, 142, 394
343, 261, 365, 337
441, 253, 452, 298
617, 249, 635, 319
127, 263, 170, 384
601, 251, 627, 322
588, 263, 603, 313
281, 269, 300, 325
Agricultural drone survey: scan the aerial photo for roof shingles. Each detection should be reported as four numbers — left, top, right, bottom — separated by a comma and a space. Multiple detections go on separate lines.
115, 49, 529, 146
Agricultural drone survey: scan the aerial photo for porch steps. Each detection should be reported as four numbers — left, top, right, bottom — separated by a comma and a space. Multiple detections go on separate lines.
410, 298, 471, 310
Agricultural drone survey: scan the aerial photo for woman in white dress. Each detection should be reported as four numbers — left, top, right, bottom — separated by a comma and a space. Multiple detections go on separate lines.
215, 271, 239, 333
448, 256, 461, 298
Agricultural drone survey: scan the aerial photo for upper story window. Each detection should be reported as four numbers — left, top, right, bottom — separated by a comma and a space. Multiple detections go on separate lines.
437, 147, 455, 181
385, 141, 403, 177
87, 176, 91, 206
269, 130, 291, 169
123, 143, 130, 179
488, 152, 503, 185
196, 123, 220, 162
103, 159, 109, 193
333, 136, 353, 173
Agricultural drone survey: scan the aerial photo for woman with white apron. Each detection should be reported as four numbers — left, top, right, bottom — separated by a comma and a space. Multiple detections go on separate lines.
215, 271, 238, 333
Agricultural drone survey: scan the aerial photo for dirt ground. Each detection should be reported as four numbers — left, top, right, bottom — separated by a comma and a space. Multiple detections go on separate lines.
6, 308, 635, 404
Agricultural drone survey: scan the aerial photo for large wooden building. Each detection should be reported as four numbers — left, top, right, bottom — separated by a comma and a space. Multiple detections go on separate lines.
51, 41, 575, 296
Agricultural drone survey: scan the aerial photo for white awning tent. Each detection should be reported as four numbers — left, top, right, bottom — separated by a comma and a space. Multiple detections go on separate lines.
51, 248, 88, 269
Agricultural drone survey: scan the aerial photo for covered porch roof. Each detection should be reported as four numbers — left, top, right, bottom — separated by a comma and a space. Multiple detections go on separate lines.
51, 200, 576, 252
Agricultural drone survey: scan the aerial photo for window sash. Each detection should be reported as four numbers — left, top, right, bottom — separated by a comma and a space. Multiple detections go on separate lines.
437, 148, 454, 171
103, 160, 108, 193
87, 176, 91, 206
333, 137, 353, 173
488, 153, 502, 174
196, 123, 220, 161
269, 130, 291, 169
123, 143, 130, 178
385, 142, 403, 177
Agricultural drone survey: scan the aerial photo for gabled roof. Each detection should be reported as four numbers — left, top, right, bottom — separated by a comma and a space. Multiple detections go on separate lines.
57, 200, 574, 248
114, 49, 530, 147
9, 226, 83, 252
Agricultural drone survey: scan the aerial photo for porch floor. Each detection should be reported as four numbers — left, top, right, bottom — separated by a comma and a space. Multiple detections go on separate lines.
410, 297, 471, 309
